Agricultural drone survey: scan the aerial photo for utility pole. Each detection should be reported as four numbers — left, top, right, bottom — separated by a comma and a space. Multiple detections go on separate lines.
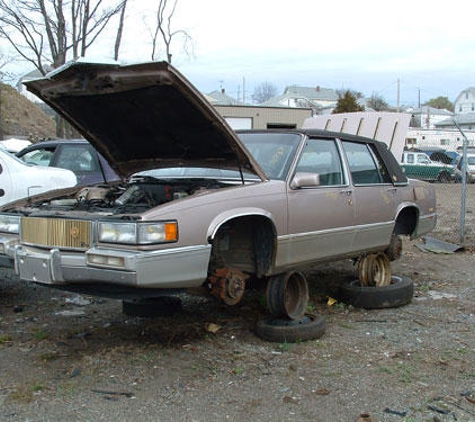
396, 79, 400, 112
0, 85, 3, 140
454, 119, 468, 246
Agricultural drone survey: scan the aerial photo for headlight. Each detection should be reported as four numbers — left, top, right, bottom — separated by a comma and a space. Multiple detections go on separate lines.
98, 221, 178, 244
0, 214, 21, 234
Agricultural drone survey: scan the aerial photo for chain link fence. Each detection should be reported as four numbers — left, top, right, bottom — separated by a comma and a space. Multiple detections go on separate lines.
430, 183, 475, 248
401, 147, 475, 248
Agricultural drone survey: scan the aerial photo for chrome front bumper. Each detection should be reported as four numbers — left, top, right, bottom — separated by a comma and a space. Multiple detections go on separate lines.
14, 244, 212, 289
0, 235, 18, 268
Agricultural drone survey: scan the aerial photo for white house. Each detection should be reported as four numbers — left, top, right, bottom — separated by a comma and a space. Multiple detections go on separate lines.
260, 85, 339, 114
409, 106, 453, 129
454, 87, 475, 114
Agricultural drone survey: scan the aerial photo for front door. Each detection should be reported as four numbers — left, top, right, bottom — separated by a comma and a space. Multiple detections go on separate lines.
281, 137, 356, 268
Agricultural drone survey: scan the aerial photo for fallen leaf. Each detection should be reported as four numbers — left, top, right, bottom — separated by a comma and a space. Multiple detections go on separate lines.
314, 388, 331, 395
205, 323, 221, 333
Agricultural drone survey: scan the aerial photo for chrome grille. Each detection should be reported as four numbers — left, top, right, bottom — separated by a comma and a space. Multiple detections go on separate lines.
21, 217, 92, 250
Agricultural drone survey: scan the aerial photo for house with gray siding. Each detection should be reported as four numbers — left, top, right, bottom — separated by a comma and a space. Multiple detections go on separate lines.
206, 89, 239, 105
433, 87, 475, 131
454, 87, 475, 114
409, 106, 453, 129
260, 85, 339, 114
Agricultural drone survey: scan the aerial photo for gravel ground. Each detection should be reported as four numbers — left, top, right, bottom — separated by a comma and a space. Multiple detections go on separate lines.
1, 191, 475, 421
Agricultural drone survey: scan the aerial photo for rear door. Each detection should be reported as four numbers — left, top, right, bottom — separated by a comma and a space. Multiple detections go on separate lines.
340, 140, 396, 252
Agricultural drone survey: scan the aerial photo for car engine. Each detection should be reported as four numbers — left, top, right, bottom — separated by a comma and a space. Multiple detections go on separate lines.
19, 176, 231, 215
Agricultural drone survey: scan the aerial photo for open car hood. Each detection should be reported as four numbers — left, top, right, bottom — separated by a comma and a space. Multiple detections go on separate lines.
24, 61, 266, 180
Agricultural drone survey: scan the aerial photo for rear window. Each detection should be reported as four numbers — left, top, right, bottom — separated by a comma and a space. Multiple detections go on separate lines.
55, 144, 100, 172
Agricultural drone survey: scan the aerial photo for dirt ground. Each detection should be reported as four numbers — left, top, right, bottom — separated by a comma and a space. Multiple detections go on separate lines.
1, 190, 475, 422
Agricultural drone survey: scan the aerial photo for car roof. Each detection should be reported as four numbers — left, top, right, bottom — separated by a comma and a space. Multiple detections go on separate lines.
19, 138, 88, 149
238, 128, 386, 145
237, 129, 408, 185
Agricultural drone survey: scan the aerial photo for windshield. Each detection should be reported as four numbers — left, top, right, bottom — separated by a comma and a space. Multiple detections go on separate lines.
134, 133, 302, 182
237, 132, 301, 180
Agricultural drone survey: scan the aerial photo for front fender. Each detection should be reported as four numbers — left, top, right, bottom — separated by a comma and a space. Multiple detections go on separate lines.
207, 207, 276, 241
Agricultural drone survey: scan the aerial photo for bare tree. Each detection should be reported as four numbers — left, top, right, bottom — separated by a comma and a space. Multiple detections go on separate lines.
150, 0, 192, 63
0, 50, 16, 140
0, 50, 15, 81
252, 82, 278, 104
0, 0, 128, 75
367, 92, 390, 111
114, 0, 127, 60
0, 0, 128, 137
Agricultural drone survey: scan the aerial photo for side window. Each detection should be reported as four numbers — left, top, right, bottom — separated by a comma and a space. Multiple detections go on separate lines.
342, 141, 391, 185
20, 147, 55, 166
295, 138, 343, 186
406, 154, 414, 164
417, 154, 429, 164
56, 145, 99, 172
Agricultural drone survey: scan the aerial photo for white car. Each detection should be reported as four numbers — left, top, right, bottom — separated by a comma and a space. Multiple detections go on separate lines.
0, 146, 77, 207
0, 138, 32, 153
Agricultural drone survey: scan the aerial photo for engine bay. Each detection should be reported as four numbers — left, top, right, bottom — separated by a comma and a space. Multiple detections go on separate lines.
21, 176, 232, 215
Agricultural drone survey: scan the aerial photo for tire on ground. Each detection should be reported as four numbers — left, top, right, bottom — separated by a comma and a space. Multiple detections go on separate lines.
338, 275, 414, 309
255, 313, 326, 343
122, 296, 182, 317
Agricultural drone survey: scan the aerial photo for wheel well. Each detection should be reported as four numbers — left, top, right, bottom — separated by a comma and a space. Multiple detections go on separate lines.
394, 206, 418, 236
437, 170, 450, 180
209, 215, 276, 278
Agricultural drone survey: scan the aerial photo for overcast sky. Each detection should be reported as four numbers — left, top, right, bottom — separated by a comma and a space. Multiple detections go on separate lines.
121, 0, 475, 107
4, 0, 475, 107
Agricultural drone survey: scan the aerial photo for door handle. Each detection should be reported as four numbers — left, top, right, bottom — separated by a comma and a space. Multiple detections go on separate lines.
340, 189, 353, 205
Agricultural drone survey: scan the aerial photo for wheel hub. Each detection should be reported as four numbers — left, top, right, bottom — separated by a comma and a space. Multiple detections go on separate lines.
208, 268, 247, 305
358, 253, 392, 286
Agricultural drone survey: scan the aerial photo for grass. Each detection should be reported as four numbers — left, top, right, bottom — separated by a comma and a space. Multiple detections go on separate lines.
277, 342, 292, 352
0, 333, 13, 344
397, 363, 415, 384
376, 363, 415, 384
231, 366, 244, 375
39, 352, 58, 361
9, 382, 46, 403
32, 328, 50, 341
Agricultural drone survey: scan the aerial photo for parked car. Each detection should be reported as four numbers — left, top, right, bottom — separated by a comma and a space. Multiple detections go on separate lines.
0, 61, 436, 341
400, 151, 455, 182
17, 139, 119, 186
0, 144, 76, 208
455, 153, 475, 183
0, 138, 32, 153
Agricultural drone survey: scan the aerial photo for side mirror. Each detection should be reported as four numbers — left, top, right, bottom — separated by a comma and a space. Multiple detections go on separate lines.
290, 172, 321, 189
